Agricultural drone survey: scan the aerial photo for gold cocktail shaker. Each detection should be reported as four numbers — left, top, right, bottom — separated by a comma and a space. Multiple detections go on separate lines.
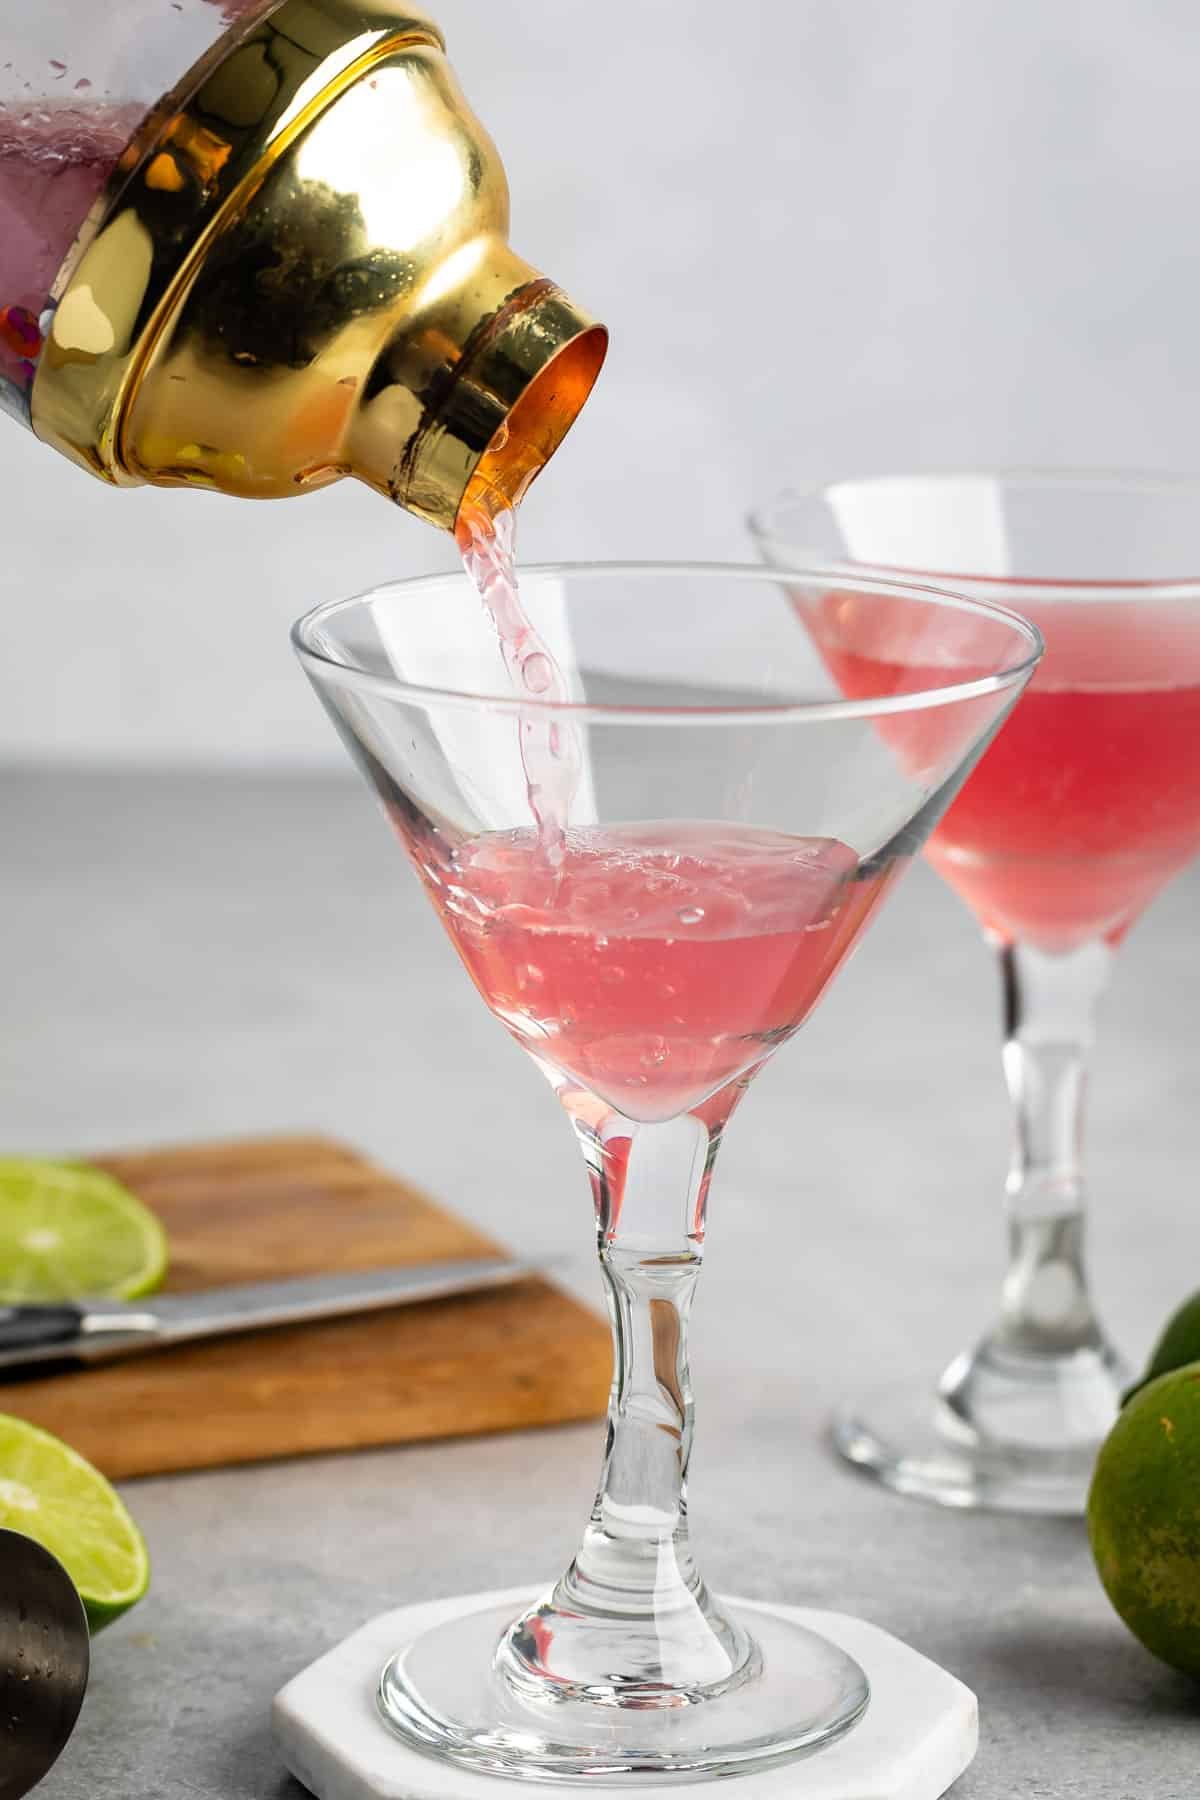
28, 0, 606, 531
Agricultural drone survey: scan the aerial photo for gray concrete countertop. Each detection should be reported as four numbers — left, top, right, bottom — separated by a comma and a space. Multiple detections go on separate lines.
4, 767, 1197, 1799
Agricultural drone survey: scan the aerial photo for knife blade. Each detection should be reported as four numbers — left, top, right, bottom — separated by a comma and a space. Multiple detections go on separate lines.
0, 1258, 535, 1377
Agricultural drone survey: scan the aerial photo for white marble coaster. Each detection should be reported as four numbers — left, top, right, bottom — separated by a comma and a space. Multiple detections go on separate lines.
273, 1587, 977, 1800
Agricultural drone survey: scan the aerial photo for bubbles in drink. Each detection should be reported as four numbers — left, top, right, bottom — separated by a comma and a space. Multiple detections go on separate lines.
432, 821, 867, 1122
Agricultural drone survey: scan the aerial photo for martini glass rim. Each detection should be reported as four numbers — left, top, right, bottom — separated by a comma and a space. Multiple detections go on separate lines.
750, 467, 1200, 598
292, 559, 1042, 725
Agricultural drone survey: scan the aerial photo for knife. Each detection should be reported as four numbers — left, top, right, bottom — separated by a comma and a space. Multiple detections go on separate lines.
0, 1259, 535, 1377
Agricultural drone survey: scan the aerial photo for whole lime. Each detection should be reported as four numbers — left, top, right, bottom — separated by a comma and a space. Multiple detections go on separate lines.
1088, 1363, 1200, 1678
1125, 1291, 1200, 1404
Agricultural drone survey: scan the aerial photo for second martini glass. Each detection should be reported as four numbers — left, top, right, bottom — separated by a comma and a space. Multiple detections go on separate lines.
753, 472, 1200, 1514
293, 561, 1038, 1780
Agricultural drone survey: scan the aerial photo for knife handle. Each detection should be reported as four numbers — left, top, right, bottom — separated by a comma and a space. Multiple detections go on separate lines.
0, 1305, 84, 1352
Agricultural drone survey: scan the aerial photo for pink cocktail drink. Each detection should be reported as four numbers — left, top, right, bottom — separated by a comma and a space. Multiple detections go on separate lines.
439, 519, 900, 1123
929, 672, 1200, 952
424, 821, 886, 1122
812, 595, 1200, 950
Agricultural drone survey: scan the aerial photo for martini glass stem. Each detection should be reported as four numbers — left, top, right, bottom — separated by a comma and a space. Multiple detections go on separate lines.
496, 1084, 758, 1704
940, 936, 1129, 1454
996, 937, 1112, 1354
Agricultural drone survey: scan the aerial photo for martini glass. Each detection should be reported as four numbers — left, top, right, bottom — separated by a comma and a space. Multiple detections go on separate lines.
752, 472, 1200, 1515
292, 561, 1039, 1782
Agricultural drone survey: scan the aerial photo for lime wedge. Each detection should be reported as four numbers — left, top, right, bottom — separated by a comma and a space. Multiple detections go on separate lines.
0, 1414, 150, 1630
0, 1159, 167, 1303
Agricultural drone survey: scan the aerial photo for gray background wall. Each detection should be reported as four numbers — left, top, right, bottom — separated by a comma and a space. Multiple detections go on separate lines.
2, 0, 1197, 766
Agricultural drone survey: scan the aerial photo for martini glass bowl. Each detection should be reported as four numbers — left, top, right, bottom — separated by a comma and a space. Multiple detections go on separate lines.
752, 472, 1200, 1515
293, 561, 1039, 1781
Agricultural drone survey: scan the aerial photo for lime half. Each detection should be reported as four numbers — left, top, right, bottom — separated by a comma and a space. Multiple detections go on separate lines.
0, 1414, 150, 1630
0, 1159, 167, 1303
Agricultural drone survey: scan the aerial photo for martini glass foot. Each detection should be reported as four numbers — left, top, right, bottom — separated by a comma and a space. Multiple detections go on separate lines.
378, 1594, 869, 1783
833, 1336, 1131, 1515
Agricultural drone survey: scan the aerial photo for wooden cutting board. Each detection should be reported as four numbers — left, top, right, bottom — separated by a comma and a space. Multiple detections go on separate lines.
2, 1135, 611, 1480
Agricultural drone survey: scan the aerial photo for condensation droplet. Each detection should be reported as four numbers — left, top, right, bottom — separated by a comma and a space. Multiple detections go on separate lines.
677, 906, 705, 926
521, 652, 553, 695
